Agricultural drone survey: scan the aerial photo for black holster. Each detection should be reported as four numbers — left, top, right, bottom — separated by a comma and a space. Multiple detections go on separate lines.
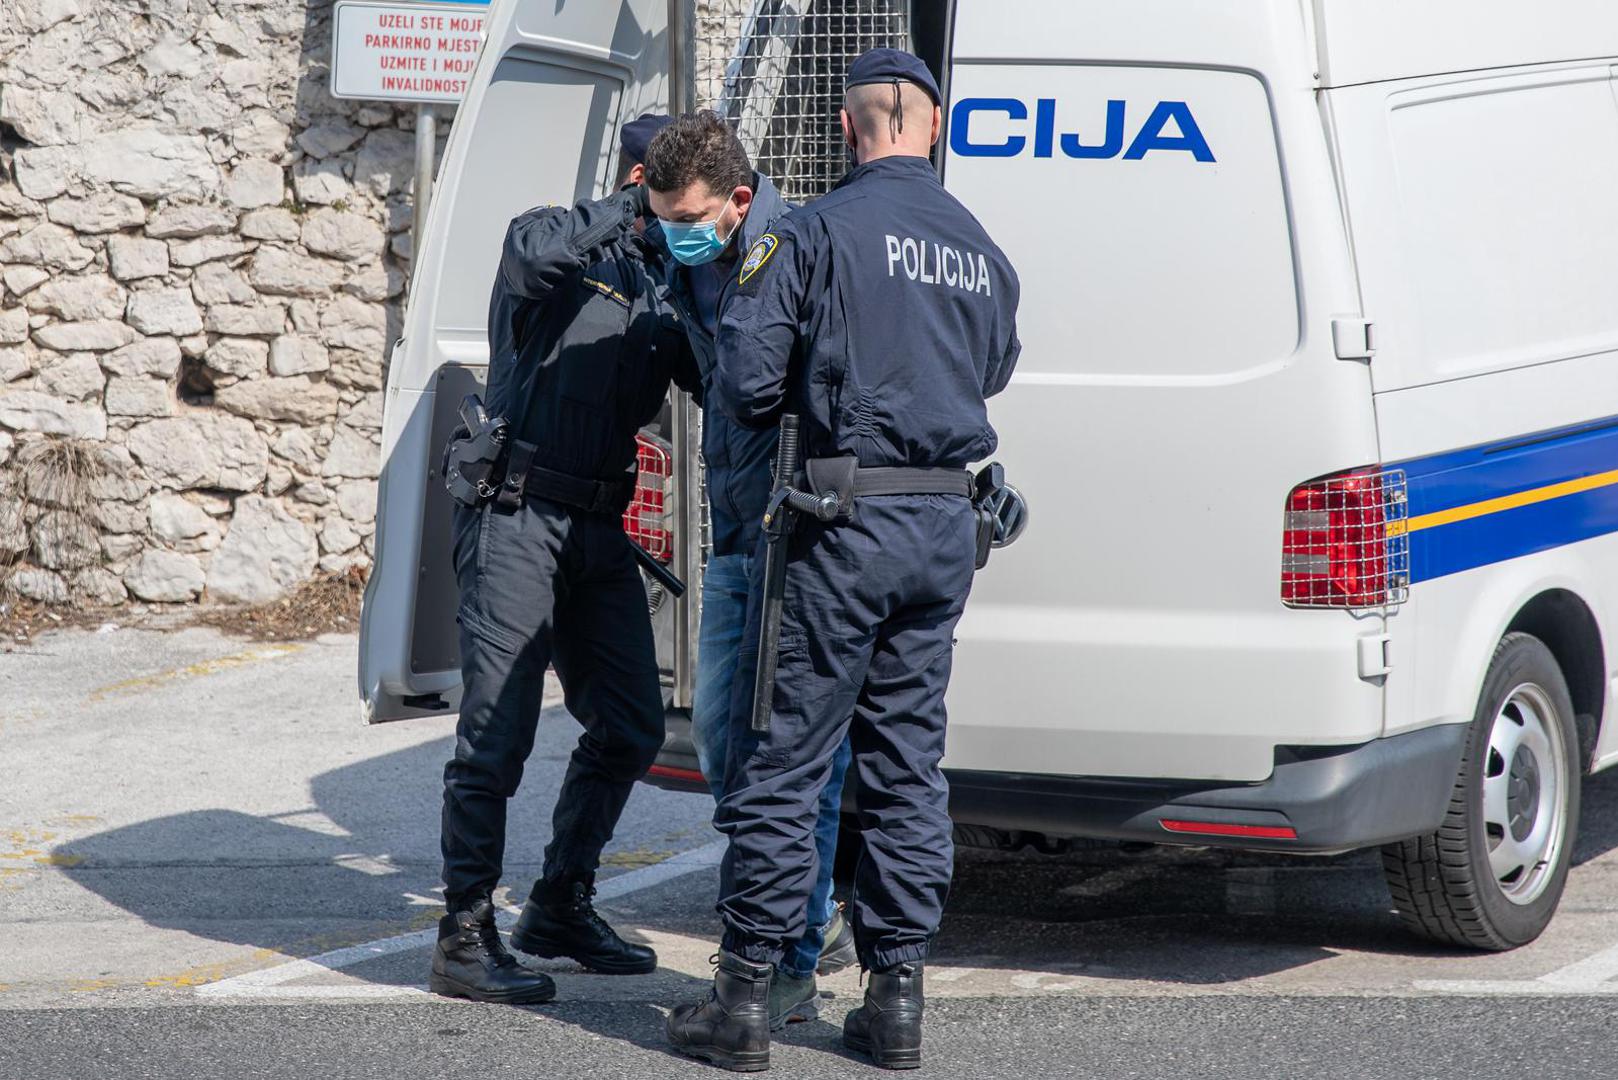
972, 462, 1018, 569
443, 394, 510, 508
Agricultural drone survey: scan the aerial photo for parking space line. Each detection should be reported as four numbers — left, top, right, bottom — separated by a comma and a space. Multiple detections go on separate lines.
196, 840, 725, 999
1416, 941, 1618, 995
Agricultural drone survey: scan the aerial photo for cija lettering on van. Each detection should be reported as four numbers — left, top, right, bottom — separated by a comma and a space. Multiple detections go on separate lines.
949, 98, 1216, 162
884, 235, 993, 295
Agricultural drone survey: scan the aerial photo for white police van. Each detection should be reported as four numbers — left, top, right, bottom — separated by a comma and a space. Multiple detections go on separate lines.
360, 0, 1618, 950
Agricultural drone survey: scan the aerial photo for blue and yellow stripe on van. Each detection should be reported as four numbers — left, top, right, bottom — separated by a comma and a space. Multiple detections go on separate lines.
1393, 416, 1618, 583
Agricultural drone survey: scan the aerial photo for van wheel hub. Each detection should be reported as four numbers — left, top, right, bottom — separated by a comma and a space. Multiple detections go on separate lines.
1507, 745, 1540, 842
1483, 684, 1568, 906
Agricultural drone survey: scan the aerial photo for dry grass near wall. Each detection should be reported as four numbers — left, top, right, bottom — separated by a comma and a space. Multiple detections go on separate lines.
196, 564, 370, 642
16, 438, 108, 519
0, 439, 113, 645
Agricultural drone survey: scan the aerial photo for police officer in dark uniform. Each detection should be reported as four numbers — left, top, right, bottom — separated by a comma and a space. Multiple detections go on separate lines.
665, 52, 1021, 1070
431, 114, 700, 1004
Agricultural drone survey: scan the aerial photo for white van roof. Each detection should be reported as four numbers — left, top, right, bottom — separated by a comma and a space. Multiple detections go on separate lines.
956, 1, 1618, 89
1316, 0, 1618, 87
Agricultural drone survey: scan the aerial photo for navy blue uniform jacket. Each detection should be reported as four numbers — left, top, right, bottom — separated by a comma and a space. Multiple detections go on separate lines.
713, 155, 1020, 467
487, 188, 699, 485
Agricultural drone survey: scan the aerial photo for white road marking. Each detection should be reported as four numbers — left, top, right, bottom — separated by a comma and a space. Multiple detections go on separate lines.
1416, 941, 1618, 995
332, 853, 403, 877
197, 840, 726, 999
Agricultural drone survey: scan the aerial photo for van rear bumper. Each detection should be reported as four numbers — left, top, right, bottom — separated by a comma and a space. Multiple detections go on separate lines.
945, 723, 1469, 854
644, 713, 1469, 855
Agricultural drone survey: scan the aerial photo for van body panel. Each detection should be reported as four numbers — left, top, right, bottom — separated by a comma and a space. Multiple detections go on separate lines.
359, 0, 670, 722
941, 0, 1383, 783
1329, 64, 1618, 396
1311, 0, 1618, 89
950, 0, 1316, 78
1331, 60, 1618, 765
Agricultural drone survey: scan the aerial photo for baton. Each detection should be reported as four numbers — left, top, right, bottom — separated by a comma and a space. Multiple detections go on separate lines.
750, 416, 803, 734
630, 540, 685, 598
746, 417, 838, 733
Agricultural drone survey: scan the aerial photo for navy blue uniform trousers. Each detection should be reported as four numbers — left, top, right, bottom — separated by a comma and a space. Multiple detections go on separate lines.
717, 492, 977, 971
442, 497, 664, 907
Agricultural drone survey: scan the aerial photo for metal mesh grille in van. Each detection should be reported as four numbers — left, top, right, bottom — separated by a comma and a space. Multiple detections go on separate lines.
696, 0, 913, 202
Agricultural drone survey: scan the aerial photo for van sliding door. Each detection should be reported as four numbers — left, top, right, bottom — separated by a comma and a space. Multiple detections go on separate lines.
358, 0, 672, 723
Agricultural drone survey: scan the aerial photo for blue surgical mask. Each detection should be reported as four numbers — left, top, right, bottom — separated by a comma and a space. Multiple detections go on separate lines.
660, 204, 737, 266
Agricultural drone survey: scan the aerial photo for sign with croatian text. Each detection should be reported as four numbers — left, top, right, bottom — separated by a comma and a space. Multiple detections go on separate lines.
330, 0, 487, 104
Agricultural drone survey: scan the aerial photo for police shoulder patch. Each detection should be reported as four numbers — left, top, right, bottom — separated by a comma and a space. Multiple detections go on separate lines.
738, 233, 779, 286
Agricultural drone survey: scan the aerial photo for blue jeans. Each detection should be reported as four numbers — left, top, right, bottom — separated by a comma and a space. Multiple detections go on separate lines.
693, 552, 851, 979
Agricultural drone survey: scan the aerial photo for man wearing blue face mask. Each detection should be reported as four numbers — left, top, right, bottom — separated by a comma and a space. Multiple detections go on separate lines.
643, 112, 857, 1028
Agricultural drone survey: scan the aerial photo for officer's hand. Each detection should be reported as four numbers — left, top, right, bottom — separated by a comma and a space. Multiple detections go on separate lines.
623, 182, 651, 222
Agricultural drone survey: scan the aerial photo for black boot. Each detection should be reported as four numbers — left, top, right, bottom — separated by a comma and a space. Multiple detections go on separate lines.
843, 963, 924, 1070
509, 875, 657, 975
429, 898, 556, 1004
666, 951, 773, 1073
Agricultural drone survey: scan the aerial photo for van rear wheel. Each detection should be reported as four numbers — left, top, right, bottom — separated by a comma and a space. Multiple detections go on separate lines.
1381, 632, 1580, 950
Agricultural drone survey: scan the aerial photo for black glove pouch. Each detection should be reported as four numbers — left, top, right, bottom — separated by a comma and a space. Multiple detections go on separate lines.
805, 456, 859, 521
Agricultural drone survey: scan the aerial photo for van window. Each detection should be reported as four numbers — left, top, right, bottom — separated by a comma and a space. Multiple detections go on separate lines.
434, 55, 620, 336
1387, 71, 1618, 380
942, 64, 1298, 378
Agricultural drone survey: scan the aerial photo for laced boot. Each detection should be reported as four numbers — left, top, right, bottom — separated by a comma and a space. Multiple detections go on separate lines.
428, 898, 556, 1004
509, 875, 656, 974
816, 904, 857, 976
843, 963, 924, 1070
666, 951, 773, 1072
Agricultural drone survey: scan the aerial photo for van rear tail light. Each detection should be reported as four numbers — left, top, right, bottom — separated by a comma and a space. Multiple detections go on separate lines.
1160, 819, 1298, 841
626, 433, 673, 562
1281, 468, 1409, 609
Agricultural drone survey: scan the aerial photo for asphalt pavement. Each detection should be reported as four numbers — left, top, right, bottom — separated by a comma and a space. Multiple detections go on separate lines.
8, 624, 1618, 1079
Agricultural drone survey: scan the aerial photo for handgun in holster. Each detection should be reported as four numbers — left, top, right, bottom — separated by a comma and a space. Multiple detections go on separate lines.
442, 394, 510, 508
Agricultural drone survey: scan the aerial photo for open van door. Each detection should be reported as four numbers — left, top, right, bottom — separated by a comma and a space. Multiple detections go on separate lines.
358, 0, 674, 723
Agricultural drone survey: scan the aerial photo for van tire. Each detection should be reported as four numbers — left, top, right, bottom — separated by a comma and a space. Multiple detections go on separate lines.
1381, 633, 1580, 951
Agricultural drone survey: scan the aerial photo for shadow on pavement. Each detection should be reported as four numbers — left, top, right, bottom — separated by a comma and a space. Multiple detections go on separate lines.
52, 728, 1618, 995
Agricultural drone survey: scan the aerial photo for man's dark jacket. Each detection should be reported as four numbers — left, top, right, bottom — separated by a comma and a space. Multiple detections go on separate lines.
657, 172, 790, 557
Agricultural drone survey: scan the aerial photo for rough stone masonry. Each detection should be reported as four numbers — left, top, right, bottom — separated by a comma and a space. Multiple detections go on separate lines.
0, 0, 750, 610
0, 0, 434, 607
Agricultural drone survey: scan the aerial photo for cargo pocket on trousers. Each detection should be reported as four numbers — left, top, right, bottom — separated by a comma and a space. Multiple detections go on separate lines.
744, 626, 813, 769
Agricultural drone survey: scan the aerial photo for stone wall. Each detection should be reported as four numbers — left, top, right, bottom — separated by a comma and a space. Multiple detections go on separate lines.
0, 0, 441, 607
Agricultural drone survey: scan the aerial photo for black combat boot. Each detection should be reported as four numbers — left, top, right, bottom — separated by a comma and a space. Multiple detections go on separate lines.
509, 875, 657, 975
843, 963, 924, 1070
666, 951, 773, 1072
428, 898, 556, 1004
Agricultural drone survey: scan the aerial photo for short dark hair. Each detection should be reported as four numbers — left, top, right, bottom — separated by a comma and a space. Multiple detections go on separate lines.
644, 111, 753, 197
616, 149, 638, 188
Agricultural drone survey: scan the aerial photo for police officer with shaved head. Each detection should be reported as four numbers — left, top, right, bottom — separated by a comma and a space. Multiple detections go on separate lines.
665, 50, 1022, 1070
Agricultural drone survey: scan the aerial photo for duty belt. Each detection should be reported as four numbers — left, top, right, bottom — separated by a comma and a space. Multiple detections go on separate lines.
794, 464, 974, 500
523, 463, 635, 514
498, 438, 635, 515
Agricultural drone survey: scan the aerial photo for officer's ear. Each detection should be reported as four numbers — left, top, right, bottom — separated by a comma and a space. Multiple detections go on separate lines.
840, 108, 857, 153
730, 184, 754, 221
929, 105, 942, 148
